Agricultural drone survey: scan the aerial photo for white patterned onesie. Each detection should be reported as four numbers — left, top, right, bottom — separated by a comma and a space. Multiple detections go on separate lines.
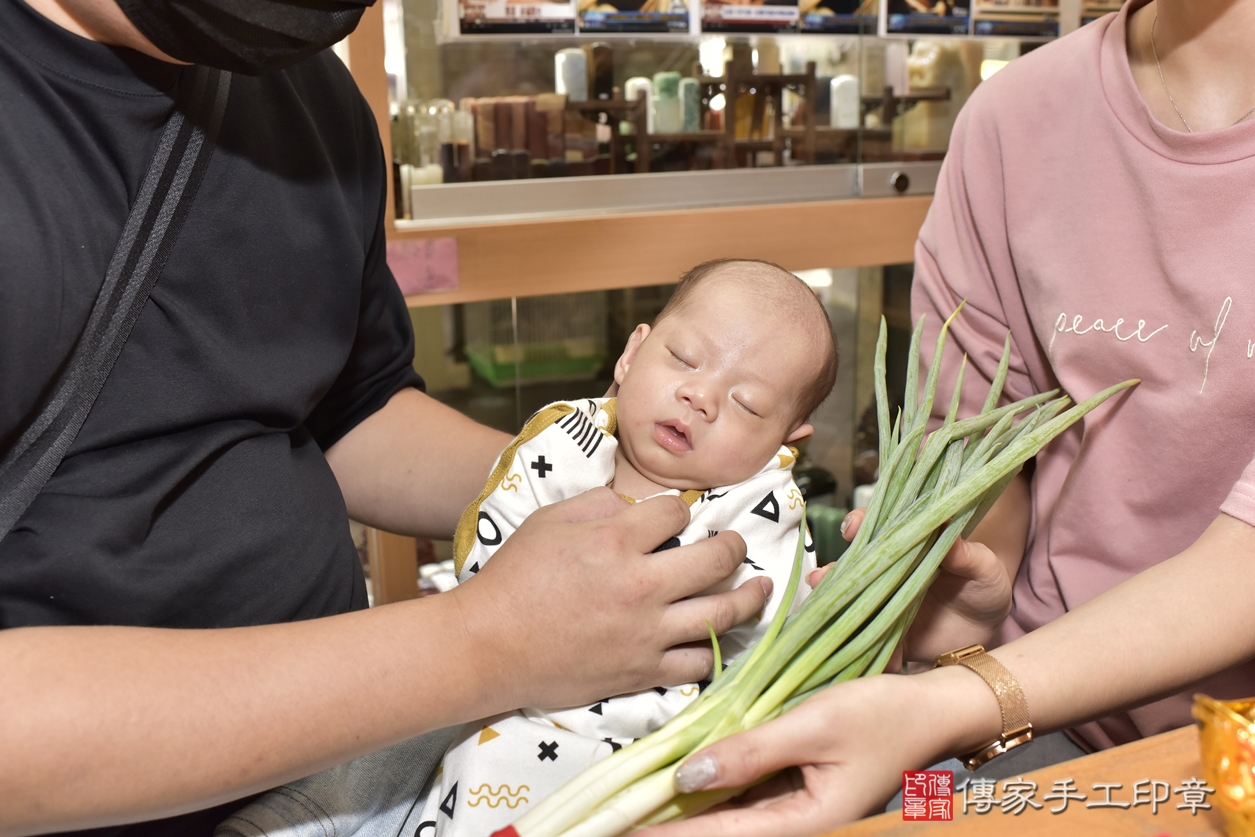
414, 397, 814, 837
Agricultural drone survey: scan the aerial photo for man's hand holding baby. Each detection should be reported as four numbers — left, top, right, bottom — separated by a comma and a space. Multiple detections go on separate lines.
447, 487, 766, 715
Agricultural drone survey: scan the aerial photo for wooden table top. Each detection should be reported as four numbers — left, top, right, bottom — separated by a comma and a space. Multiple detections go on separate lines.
821, 726, 1228, 836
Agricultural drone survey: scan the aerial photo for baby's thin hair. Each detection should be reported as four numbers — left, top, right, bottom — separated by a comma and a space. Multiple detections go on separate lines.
656, 258, 839, 425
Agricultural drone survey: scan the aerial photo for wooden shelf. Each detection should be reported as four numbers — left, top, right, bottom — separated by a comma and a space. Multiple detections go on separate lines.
780, 126, 860, 141
862, 86, 951, 125
643, 131, 726, 142
972, 3, 1060, 12
567, 98, 645, 113
392, 195, 932, 307
725, 139, 779, 151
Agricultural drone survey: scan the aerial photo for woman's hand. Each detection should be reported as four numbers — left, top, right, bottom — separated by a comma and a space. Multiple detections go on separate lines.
645, 512, 1255, 837
809, 472, 1030, 663
643, 667, 1002, 837
901, 523, 1014, 661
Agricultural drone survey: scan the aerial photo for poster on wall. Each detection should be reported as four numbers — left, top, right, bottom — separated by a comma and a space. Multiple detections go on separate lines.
799, 0, 877, 32
578, 0, 689, 33
971, 0, 1058, 36
459, 0, 576, 33
884, 0, 969, 34
701, 0, 799, 32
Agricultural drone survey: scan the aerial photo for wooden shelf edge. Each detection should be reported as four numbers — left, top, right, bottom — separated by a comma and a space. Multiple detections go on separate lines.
396, 195, 932, 307
364, 527, 418, 605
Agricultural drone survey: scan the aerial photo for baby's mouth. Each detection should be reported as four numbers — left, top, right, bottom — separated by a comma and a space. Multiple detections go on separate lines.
653, 421, 692, 453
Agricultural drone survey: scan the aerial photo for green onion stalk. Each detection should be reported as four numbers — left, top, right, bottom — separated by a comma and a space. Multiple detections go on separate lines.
495, 308, 1138, 837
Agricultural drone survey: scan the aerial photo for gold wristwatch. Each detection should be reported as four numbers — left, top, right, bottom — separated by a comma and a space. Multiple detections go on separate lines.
935, 644, 1033, 770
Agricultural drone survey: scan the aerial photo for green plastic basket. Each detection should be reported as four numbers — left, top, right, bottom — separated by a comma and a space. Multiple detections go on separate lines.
806, 505, 851, 566
466, 338, 606, 388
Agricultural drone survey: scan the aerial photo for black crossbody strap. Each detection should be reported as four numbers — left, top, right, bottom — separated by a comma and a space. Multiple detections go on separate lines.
0, 66, 232, 542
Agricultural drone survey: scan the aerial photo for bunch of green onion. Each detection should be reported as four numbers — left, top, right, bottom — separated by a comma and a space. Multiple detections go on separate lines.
496, 310, 1137, 837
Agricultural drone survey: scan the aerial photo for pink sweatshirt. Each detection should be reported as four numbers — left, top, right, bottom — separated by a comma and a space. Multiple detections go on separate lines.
912, 0, 1255, 751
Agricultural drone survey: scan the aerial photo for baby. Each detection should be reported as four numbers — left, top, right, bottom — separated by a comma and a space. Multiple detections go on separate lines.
214, 258, 838, 837
416, 258, 839, 837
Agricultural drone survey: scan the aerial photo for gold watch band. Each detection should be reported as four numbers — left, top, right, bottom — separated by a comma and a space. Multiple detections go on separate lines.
935, 644, 1033, 770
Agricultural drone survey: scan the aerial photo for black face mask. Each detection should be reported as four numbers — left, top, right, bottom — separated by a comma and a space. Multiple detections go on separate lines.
116, 0, 375, 75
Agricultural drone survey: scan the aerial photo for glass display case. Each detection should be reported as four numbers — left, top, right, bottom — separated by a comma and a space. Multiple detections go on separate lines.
376, 0, 1073, 226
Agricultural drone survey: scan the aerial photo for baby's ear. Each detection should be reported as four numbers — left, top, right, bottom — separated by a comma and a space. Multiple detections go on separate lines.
785, 422, 814, 444
613, 324, 651, 385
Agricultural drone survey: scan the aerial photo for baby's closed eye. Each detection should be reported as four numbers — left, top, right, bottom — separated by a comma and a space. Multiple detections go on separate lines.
668, 349, 694, 367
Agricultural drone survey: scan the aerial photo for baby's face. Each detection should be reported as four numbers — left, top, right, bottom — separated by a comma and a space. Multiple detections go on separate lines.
613, 280, 816, 492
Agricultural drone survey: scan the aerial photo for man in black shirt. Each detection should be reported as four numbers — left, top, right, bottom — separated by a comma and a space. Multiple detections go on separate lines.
1, 1, 767, 834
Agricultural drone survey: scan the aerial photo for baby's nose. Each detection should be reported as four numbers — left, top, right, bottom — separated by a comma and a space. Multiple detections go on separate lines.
679, 383, 717, 419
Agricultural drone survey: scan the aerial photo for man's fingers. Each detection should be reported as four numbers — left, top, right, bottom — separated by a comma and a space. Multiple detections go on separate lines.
540, 486, 632, 524
651, 530, 748, 601
653, 644, 715, 687
660, 576, 770, 647
616, 494, 695, 554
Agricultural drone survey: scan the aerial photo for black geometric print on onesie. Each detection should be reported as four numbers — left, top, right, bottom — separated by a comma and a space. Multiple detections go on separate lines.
589, 698, 611, 715
703, 490, 728, 503
467, 561, 480, 574
653, 686, 668, 696
743, 556, 764, 571
751, 491, 780, 523
439, 782, 457, 819
530, 455, 554, 478
476, 511, 502, 546
602, 738, 623, 752
698, 662, 725, 685
557, 409, 603, 458
651, 536, 681, 553
415, 821, 435, 836
538, 741, 559, 761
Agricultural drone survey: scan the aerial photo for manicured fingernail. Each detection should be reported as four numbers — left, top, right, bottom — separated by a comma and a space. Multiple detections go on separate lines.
760, 577, 774, 606
675, 754, 719, 793
840, 514, 854, 537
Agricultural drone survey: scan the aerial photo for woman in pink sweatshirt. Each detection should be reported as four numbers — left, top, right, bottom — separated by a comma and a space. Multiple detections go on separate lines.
656, 1, 1255, 833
